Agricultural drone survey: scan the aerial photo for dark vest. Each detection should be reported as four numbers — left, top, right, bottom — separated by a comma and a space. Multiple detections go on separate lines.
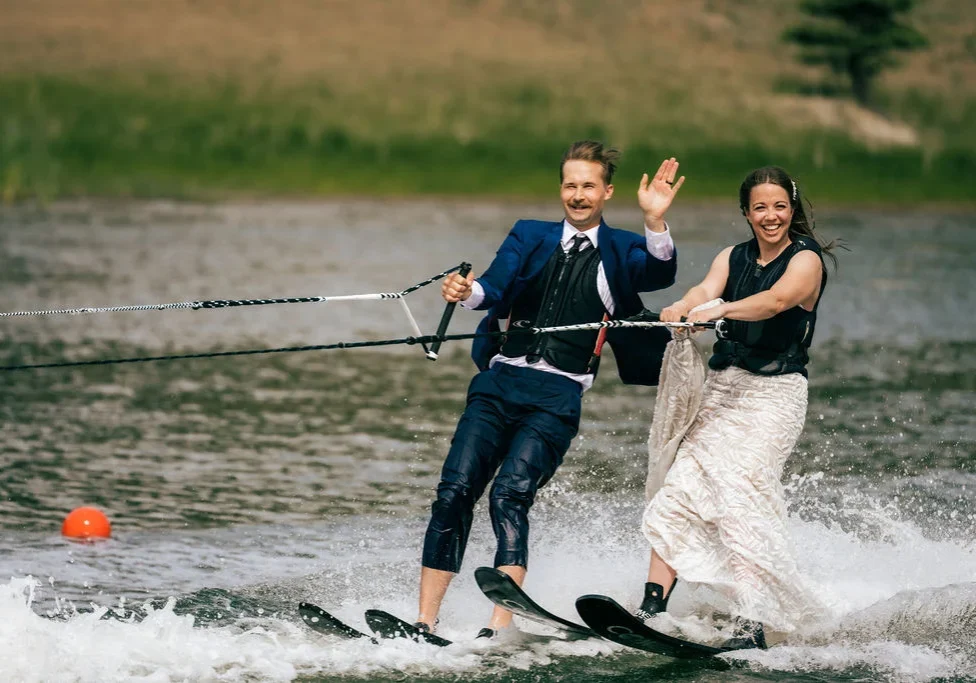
709, 237, 827, 377
501, 244, 607, 375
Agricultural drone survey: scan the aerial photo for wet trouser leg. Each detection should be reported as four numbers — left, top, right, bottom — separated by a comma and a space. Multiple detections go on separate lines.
488, 366, 580, 569
421, 363, 581, 573
421, 369, 513, 572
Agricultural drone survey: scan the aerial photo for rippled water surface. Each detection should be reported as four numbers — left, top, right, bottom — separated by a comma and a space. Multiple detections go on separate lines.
1, 199, 974, 682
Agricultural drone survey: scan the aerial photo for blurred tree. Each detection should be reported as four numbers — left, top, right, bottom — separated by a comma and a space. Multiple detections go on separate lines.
783, 0, 928, 107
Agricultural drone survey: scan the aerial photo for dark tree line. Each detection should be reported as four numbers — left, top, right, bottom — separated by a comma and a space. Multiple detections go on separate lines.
783, 0, 928, 106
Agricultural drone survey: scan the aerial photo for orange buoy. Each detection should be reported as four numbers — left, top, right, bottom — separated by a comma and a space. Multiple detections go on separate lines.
62, 506, 112, 540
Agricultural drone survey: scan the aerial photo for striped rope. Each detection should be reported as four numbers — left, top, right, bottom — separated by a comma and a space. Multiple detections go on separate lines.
0, 316, 723, 372
529, 319, 720, 334
0, 264, 465, 318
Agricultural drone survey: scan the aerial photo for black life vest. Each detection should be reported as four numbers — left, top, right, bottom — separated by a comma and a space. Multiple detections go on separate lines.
709, 236, 827, 377
500, 243, 607, 375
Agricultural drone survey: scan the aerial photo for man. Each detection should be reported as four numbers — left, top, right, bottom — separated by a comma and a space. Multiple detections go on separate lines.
417, 140, 685, 638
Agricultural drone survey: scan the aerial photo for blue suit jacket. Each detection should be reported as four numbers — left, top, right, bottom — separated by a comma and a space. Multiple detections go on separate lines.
470, 219, 677, 385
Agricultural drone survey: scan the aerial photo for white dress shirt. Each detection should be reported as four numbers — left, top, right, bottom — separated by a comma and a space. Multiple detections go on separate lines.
462, 221, 675, 391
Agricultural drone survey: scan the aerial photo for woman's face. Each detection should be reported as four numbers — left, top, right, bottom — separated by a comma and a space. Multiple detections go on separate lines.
745, 183, 793, 250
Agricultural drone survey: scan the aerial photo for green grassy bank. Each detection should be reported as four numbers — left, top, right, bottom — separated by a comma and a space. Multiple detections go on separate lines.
2, 76, 974, 206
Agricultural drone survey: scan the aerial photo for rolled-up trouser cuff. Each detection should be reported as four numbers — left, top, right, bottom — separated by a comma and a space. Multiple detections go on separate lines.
493, 551, 527, 569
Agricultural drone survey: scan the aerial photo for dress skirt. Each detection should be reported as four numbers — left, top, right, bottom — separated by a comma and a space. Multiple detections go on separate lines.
642, 365, 826, 632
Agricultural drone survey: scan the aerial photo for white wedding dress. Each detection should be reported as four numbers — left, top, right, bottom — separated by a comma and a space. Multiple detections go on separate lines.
642, 336, 827, 633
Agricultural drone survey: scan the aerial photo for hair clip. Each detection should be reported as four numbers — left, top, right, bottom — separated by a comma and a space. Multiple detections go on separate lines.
790, 179, 798, 202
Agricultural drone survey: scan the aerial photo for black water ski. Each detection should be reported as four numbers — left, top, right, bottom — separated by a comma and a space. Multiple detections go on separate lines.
474, 566, 595, 640
364, 609, 452, 647
575, 595, 754, 659
298, 602, 373, 641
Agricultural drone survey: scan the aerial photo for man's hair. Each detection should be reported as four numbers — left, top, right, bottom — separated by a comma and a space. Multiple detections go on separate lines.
560, 140, 621, 185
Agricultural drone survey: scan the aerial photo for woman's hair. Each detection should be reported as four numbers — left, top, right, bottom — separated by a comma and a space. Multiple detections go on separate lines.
738, 166, 842, 269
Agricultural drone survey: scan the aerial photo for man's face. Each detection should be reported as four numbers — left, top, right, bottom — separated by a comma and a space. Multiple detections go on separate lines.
560, 160, 614, 230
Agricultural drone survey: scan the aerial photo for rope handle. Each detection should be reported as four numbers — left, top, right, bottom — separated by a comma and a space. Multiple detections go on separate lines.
426, 262, 472, 361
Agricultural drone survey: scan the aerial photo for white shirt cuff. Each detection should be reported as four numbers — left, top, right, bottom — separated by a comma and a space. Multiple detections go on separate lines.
645, 222, 675, 261
460, 280, 486, 309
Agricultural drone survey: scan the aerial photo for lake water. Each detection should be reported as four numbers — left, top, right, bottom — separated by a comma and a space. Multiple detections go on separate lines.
1, 199, 974, 682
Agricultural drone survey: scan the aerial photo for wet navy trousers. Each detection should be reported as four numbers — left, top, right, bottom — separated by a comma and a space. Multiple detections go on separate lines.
421, 362, 582, 573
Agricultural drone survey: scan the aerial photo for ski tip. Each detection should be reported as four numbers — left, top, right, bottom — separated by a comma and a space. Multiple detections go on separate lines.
364, 609, 452, 647
474, 566, 512, 594
474, 565, 506, 581
298, 602, 375, 641
297, 602, 331, 627
575, 594, 625, 627
575, 593, 615, 606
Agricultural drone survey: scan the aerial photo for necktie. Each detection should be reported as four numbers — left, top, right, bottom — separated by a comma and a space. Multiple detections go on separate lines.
568, 233, 589, 256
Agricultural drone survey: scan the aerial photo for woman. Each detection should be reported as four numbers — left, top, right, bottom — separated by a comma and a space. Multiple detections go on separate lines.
636, 166, 840, 647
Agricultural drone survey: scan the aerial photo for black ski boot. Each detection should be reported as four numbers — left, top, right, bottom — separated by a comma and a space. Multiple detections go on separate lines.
634, 577, 678, 622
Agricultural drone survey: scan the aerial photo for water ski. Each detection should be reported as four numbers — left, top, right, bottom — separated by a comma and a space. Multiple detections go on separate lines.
364, 609, 452, 647
575, 594, 759, 659
298, 602, 374, 641
474, 566, 595, 640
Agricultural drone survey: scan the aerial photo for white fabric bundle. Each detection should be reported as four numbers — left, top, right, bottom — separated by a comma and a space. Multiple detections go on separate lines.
644, 299, 721, 501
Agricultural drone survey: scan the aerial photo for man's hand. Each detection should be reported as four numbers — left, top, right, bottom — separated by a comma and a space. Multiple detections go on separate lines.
442, 271, 475, 303
639, 158, 685, 232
